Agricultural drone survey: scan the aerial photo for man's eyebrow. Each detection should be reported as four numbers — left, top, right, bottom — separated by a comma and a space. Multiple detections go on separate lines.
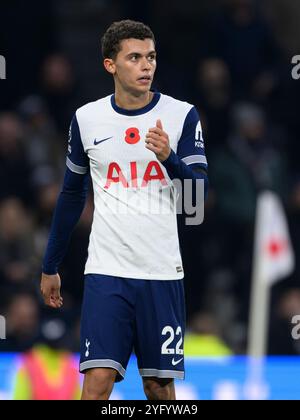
126, 50, 157, 58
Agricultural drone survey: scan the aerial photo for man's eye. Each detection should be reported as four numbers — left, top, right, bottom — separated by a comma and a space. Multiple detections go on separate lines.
148, 55, 155, 61
131, 55, 138, 61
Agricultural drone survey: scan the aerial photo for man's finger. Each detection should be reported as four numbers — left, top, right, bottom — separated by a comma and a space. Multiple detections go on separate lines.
156, 119, 163, 130
146, 133, 164, 143
146, 143, 160, 153
148, 126, 168, 138
49, 300, 61, 308
149, 127, 163, 136
145, 138, 161, 148
52, 287, 61, 300
50, 295, 63, 308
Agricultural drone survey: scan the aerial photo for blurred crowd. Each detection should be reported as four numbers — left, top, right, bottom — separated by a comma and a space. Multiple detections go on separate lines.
0, 0, 300, 357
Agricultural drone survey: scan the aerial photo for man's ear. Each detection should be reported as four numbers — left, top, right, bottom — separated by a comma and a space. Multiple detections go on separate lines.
103, 58, 116, 75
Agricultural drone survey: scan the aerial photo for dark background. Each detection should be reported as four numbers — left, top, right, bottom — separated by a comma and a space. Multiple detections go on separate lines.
1, 0, 300, 356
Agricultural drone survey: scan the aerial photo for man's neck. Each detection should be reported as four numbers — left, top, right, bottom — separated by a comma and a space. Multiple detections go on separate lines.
114, 89, 154, 110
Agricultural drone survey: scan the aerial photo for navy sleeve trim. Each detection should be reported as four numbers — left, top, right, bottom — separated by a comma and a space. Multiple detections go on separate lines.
66, 157, 88, 175
182, 155, 208, 166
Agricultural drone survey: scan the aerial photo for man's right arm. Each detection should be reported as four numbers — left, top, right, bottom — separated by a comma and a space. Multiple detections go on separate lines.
42, 168, 90, 275
41, 114, 89, 308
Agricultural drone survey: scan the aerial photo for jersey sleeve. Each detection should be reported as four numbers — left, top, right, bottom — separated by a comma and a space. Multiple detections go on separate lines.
42, 168, 90, 275
66, 114, 89, 175
177, 106, 208, 170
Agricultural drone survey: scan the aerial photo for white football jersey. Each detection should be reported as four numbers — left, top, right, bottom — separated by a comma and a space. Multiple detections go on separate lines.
66, 92, 207, 280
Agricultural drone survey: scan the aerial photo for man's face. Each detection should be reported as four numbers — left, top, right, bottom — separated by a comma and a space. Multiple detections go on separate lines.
107, 38, 157, 95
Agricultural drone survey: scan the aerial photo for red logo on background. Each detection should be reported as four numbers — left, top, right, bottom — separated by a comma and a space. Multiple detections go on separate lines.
125, 127, 140, 144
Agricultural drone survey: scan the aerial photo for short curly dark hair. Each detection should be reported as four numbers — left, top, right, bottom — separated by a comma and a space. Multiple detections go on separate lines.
101, 20, 155, 59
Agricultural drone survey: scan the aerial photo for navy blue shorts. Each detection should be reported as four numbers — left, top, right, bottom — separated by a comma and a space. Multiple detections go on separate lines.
79, 274, 186, 382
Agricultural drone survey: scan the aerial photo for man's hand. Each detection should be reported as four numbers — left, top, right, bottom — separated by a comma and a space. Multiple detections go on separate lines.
40, 273, 63, 309
145, 119, 171, 162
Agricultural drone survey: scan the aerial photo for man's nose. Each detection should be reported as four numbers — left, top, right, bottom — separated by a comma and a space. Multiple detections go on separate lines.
141, 57, 151, 70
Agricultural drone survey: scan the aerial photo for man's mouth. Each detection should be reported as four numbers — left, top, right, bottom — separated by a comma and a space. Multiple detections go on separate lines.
138, 75, 152, 81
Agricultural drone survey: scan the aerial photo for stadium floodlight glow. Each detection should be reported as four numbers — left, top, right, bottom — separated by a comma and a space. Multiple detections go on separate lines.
0, 56, 6, 79
291, 55, 300, 80
0, 316, 6, 339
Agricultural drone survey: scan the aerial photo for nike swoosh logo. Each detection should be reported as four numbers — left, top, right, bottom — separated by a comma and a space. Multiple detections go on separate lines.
171, 357, 183, 366
94, 136, 113, 146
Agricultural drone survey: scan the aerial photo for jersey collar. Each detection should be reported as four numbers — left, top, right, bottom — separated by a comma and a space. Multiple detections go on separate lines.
110, 92, 161, 116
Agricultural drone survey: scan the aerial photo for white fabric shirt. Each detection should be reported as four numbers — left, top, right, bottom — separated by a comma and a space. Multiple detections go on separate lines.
66, 92, 207, 280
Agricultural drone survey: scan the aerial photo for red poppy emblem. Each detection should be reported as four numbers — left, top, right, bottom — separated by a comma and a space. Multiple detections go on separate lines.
125, 127, 140, 144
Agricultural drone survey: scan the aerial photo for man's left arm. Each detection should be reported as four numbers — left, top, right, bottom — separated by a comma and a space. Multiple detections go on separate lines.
145, 107, 209, 198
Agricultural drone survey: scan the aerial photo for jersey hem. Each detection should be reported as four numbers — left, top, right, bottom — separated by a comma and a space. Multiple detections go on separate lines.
79, 359, 125, 382
84, 267, 184, 280
139, 368, 185, 380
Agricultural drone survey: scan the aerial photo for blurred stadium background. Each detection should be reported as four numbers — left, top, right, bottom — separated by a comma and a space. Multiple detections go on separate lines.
1, 0, 300, 400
